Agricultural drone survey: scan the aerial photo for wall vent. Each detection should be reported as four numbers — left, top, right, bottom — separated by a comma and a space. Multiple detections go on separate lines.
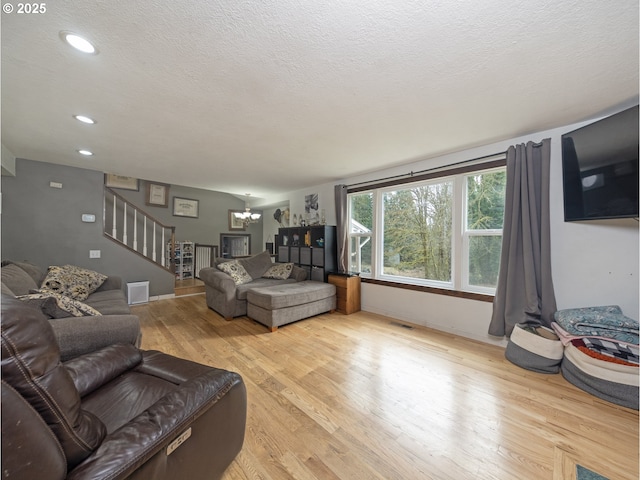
390, 321, 414, 330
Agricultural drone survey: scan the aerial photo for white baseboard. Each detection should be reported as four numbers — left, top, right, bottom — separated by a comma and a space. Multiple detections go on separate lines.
149, 294, 175, 302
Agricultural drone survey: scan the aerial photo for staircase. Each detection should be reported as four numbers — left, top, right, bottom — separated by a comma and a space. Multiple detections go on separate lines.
104, 187, 211, 297
103, 186, 176, 273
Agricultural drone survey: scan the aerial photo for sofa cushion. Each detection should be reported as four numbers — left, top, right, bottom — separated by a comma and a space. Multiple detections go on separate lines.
18, 292, 102, 317
1, 281, 15, 297
217, 260, 252, 285
1, 260, 46, 285
247, 281, 336, 310
262, 263, 293, 280
235, 278, 298, 300
40, 265, 108, 301
1, 263, 39, 296
84, 289, 131, 315
239, 250, 273, 279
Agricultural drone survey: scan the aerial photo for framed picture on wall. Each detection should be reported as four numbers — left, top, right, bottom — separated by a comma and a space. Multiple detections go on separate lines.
104, 174, 139, 191
146, 182, 170, 207
173, 197, 199, 218
228, 210, 246, 231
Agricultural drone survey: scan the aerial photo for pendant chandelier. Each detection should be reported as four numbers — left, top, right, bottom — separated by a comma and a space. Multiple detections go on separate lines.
233, 194, 262, 226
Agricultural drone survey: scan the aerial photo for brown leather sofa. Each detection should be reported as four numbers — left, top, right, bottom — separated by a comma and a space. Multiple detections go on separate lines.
1, 294, 247, 480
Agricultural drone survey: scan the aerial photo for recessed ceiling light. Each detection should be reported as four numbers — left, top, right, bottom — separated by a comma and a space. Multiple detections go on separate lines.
60, 31, 98, 54
74, 115, 96, 124
78, 149, 94, 156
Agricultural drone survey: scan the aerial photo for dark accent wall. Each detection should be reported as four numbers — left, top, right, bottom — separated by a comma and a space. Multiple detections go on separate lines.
1, 159, 263, 296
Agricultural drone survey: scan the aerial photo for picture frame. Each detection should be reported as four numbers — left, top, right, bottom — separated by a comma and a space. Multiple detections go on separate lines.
228, 210, 246, 231
104, 174, 139, 191
145, 182, 169, 207
173, 197, 199, 218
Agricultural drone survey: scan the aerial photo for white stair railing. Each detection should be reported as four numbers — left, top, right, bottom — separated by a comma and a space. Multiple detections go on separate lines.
103, 187, 175, 272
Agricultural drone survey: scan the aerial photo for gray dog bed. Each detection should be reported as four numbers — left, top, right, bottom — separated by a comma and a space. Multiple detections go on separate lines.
561, 342, 638, 410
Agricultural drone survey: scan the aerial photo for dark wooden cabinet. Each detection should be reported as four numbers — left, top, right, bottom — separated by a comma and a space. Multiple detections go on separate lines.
276, 225, 336, 282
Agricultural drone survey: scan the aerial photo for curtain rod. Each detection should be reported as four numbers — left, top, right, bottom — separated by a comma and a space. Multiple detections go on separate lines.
346, 150, 506, 189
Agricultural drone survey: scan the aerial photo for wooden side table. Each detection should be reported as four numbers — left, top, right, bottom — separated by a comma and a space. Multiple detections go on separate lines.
328, 274, 361, 314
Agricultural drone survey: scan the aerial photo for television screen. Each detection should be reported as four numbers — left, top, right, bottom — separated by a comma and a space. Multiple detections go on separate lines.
561, 105, 639, 221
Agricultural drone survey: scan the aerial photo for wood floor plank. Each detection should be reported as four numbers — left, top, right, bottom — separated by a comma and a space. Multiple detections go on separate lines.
133, 295, 639, 480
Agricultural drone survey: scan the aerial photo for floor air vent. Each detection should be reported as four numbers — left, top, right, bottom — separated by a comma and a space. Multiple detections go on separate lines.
390, 321, 414, 330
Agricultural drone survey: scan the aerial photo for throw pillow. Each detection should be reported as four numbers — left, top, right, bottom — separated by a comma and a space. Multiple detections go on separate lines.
18, 292, 102, 317
240, 250, 273, 279
217, 260, 252, 285
262, 263, 293, 280
40, 265, 108, 301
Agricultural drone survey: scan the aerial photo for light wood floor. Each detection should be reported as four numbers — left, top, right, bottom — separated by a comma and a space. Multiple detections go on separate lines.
132, 295, 639, 480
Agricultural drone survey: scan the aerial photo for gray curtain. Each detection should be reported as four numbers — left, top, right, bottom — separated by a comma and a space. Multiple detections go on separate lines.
488, 139, 557, 337
334, 184, 349, 272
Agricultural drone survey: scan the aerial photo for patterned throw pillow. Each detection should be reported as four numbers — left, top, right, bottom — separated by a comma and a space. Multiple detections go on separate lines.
17, 292, 102, 317
40, 265, 107, 301
262, 263, 293, 280
217, 260, 252, 285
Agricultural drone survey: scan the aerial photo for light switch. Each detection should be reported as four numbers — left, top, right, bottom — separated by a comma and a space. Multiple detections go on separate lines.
82, 214, 96, 223
89, 250, 101, 259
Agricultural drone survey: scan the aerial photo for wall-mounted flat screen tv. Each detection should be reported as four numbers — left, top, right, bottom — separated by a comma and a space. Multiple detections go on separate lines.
561, 105, 639, 221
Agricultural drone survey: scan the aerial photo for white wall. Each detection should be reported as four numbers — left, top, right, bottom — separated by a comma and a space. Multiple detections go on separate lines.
262, 204, 290, 248
264, 113, 639, 345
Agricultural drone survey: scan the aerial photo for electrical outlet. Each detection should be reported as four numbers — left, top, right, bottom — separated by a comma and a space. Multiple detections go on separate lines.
89, 250, 101, 259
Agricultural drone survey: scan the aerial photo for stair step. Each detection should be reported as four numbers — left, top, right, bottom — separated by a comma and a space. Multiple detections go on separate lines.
174, 279, 205, 297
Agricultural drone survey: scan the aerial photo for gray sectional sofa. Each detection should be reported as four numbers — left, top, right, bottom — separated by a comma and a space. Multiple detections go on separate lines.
199, 250, 308, 320
1, 260, 140, 361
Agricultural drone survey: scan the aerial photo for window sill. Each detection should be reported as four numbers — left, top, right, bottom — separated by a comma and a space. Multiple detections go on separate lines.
361, 277, 494, 303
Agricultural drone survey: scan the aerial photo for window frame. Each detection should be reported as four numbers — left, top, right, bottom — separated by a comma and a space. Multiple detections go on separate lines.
347, 157, 506, 298
461, 166, 507, 294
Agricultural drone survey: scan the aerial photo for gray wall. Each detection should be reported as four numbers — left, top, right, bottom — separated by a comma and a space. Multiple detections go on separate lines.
1, 158, 264, 296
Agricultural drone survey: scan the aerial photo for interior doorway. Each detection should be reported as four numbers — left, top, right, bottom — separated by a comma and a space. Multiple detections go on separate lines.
220, 233, 251, 258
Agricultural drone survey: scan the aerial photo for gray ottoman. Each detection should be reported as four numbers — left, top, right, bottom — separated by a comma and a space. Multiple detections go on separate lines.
247, 281, 336, 331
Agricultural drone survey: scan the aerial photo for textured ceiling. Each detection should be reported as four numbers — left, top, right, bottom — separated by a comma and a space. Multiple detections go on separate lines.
2, 0, 638, 203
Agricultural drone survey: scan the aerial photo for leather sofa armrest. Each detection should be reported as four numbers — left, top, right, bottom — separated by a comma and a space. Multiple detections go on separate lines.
66, 369, 246, 480
65, 344, 143, 397
138, 350, 217, 384
199, 268, 236, 299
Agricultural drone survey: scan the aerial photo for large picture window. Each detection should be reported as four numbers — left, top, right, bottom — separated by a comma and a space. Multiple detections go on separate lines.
348, 162, 506, 295
382, 179, 453, 285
